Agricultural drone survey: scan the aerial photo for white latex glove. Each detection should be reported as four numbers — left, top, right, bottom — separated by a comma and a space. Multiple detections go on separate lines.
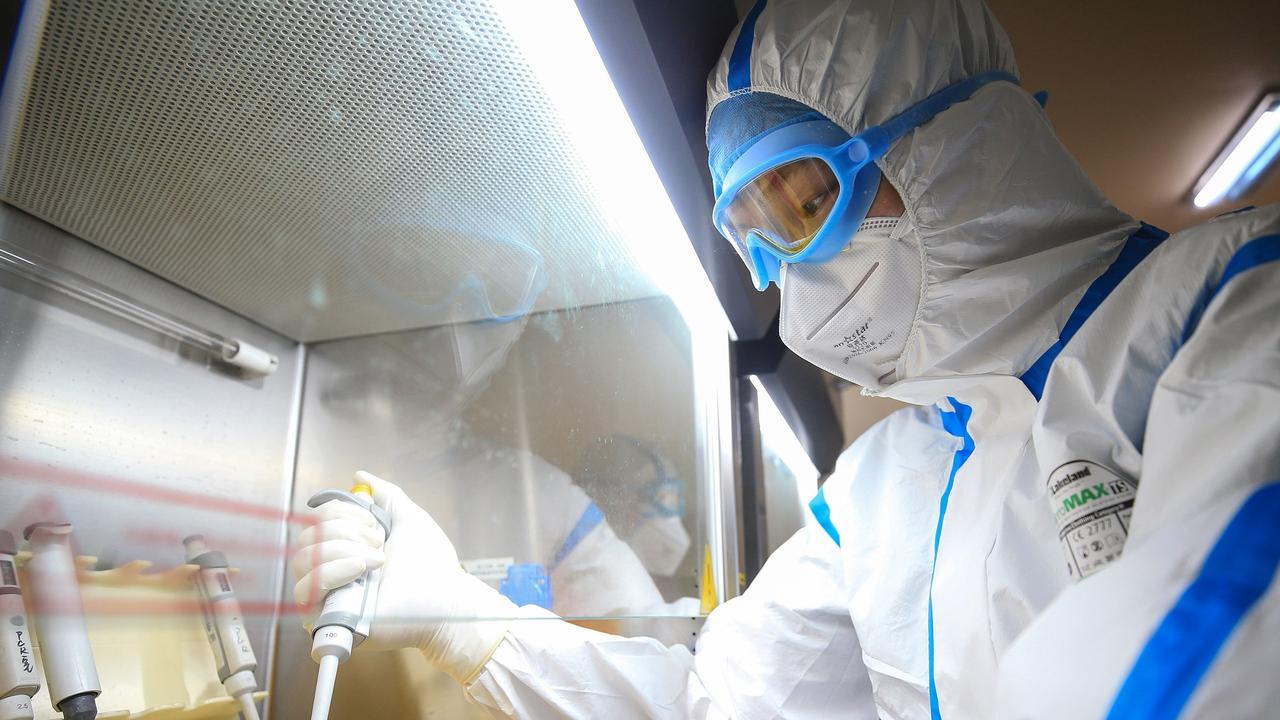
292, 471, 517, 684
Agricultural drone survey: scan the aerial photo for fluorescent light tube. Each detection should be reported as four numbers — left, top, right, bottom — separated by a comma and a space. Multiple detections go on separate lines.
491, 0, 732, 338
0, 240, 278, 375
1193, 92, 1280, 209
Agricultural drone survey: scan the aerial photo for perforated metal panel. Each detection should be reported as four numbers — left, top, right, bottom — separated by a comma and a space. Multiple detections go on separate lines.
0, 0, 662, 341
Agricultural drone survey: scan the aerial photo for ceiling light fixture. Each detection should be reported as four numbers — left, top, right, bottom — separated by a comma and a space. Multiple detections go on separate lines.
491, 0, 732, 338
1193, 91, 1280, 209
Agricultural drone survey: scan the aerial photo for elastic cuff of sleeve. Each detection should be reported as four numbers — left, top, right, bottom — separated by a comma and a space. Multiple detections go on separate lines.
461, 605, 562, 691
457, 628, 510, 687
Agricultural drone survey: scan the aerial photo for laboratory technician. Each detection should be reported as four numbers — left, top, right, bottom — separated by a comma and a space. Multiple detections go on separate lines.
293, 0, 1280, 717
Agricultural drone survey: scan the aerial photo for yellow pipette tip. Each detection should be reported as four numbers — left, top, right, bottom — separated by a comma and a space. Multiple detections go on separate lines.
350, 483, 373, 496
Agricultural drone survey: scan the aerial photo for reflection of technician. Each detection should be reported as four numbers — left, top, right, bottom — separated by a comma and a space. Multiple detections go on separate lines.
313, 319, 668, 618
576, 435, 692, 580
296, 317, 675, 719
0, 531, 40, 720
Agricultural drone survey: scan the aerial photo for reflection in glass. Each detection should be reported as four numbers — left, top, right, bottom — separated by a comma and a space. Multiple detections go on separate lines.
0, 0, 736, 717
295, 296, 706, 719
577, 435, 699, 614
753, 377, 821, 555
313, 320, 672, 618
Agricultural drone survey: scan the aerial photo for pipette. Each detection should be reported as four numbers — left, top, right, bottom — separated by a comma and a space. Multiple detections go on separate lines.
304, 482, 391, 720
0, 531, 40, 720
22, 524, 100, 720
183, 536, 261, 720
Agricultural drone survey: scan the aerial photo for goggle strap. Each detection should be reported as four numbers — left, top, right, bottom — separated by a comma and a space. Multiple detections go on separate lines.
717, 70, 1019, 290
863, 70, 1019, 159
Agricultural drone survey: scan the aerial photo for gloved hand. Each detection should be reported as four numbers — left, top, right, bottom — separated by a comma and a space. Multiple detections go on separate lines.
292, 471, 517, 684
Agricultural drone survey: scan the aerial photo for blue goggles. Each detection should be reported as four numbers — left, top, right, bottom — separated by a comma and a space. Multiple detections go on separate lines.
711, 71, 1018, 290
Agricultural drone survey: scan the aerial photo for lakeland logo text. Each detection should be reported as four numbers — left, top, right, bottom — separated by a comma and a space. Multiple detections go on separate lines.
1049, 465, 1091, 495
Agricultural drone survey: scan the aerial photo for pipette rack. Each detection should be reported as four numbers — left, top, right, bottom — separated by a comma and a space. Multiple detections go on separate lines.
14, 554, 268, 720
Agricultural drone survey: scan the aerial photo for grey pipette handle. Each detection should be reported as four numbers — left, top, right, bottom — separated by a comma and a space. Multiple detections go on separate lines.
304, 490, 391, 639
306, 491, 391, 535
22, 524, 100, 720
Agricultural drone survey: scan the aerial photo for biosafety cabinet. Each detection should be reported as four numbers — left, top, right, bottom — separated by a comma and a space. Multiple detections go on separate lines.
0, 1, 835, 718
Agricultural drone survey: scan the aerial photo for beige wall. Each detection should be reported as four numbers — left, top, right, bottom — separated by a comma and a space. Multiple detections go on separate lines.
987, 0, 1280, 233
834, 383, 907, 454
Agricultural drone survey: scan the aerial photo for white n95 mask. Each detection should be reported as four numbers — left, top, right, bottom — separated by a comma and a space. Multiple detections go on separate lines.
629, 515, 692, 578
778, 215, 922, 391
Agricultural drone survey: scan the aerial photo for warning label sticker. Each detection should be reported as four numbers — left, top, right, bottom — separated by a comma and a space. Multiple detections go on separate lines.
1046, 460, 1136, 581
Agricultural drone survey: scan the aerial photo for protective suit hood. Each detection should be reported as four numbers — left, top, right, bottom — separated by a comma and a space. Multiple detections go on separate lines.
706, 0, 1138, 403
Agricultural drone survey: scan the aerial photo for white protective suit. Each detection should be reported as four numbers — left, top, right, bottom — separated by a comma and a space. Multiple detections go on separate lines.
457, 1, 1280, 718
